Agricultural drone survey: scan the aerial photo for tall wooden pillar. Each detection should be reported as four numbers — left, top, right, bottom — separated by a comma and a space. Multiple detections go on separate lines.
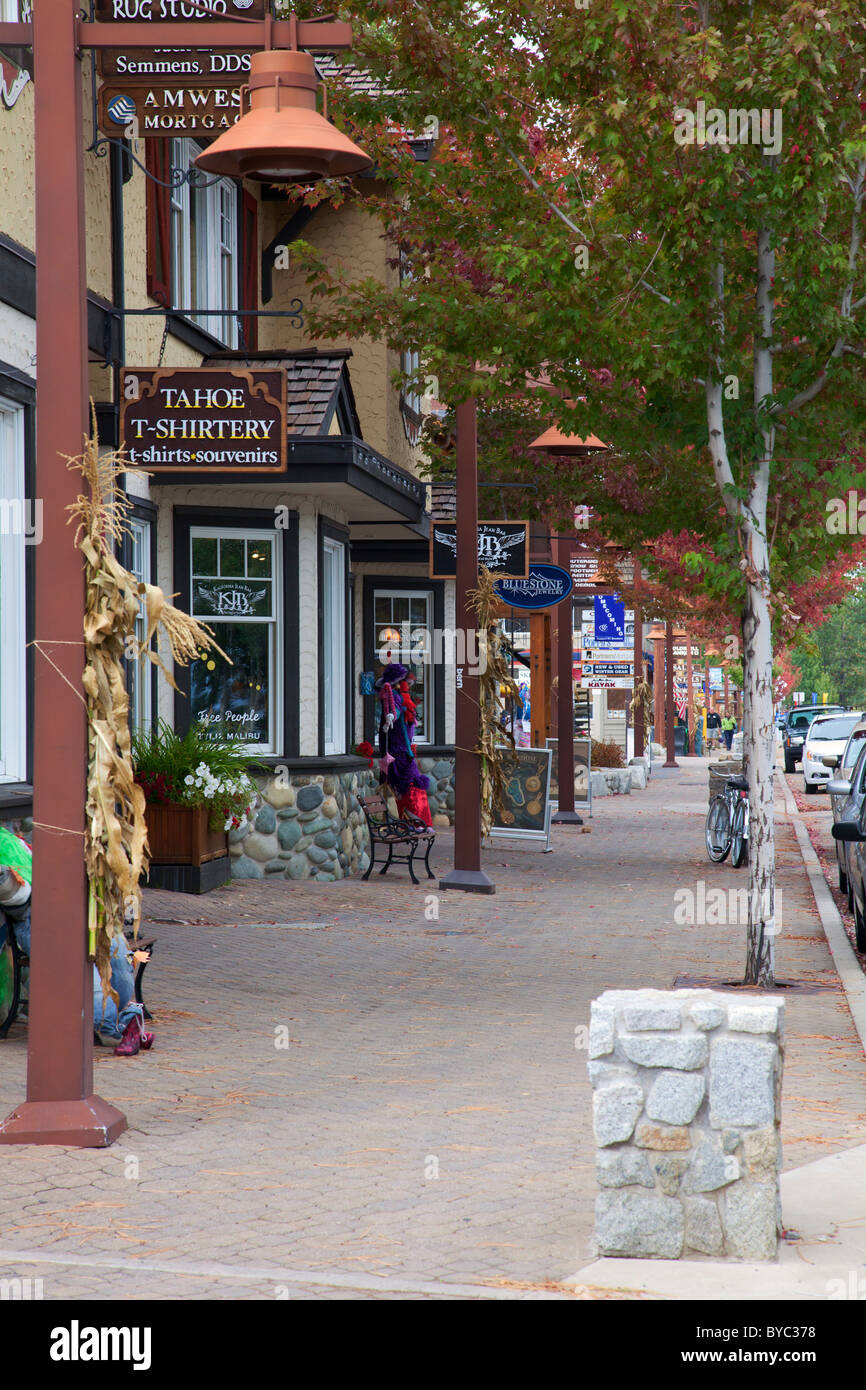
530, 611, 551, 748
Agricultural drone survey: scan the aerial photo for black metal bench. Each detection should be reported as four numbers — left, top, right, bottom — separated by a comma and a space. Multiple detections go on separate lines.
358, 791, 435, 885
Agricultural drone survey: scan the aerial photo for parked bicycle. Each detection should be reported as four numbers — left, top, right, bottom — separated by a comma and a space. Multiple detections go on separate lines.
705, 772, 749, 867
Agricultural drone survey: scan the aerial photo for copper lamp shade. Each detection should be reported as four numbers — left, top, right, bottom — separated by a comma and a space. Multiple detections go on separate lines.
194, 49, 373, 183
529, 425, 608, 455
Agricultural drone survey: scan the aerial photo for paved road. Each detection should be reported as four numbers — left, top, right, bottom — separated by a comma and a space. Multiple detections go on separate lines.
0, 758, 864, 1299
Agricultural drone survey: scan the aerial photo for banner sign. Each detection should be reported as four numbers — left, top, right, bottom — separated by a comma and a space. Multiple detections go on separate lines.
493, 564, 573, 610
430, 521, 529, 579
95, 1, 266, 21
489, 746, 553, 848
120, 367, 287, 473
546, 736, 592, 809
594, 594, 625, 642
99, 83, 241, 136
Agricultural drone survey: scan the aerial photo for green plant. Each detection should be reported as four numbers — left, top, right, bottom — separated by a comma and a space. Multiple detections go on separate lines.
132, 719, 259, 832
591, 739, 625, 770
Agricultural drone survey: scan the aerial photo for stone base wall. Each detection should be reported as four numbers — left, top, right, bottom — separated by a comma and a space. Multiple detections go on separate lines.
590, 988, 784, 1261
229, 769, 377, 882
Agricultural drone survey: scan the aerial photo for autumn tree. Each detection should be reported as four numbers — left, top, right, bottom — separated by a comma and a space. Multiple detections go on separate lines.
293, 0, 866, 985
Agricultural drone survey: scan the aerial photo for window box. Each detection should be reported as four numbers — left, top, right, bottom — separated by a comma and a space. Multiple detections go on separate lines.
145, 803, 227, 867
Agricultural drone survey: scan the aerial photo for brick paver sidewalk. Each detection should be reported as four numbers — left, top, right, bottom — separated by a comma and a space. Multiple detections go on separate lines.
0, 759, 863, 1299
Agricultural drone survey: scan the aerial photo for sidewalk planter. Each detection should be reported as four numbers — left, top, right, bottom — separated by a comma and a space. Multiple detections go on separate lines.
628, 758, 648, 789
589, 988, 784, 1261
591, 768, 632, 798
145, 803, 228, 867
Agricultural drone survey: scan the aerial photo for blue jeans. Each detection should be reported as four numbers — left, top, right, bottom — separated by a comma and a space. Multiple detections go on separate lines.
0, 908, 30, 955
94, 935, 143, 1040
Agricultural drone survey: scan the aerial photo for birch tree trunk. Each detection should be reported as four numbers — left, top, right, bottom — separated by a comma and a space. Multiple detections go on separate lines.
706, 227, 778, 985
743, 225, 777, 986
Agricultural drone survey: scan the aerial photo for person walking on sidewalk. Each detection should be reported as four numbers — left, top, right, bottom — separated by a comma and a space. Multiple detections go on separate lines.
706, 708, 722, 750
722, 713, 737, 750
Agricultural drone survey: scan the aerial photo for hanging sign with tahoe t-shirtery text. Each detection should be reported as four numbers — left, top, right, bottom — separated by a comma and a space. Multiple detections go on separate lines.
120, 367, 287, 473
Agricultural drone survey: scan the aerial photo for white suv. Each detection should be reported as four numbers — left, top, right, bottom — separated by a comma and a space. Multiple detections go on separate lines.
803, 712, 866, 794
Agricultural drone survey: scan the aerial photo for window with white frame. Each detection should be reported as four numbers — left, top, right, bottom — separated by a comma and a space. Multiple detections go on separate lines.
189, 528, 281, 752
0, 2, 31, 20
126, 516, 153, 736
373, 588, 432, 743
322, 537, 347, 755
170, 139, 238, 347
0, 399, 27, 783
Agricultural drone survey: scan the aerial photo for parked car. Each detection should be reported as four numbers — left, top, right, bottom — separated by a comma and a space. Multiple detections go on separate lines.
831, 801, 866, 951
828, 730, 866, 896
802, 711, 866, 793
782, 703, 845, 773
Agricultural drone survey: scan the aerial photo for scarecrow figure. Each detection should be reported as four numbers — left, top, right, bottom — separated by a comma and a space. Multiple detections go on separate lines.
375, 661, 432, 827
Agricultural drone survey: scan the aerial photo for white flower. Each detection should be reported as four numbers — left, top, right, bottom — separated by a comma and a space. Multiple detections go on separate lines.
184, 775, 194, 786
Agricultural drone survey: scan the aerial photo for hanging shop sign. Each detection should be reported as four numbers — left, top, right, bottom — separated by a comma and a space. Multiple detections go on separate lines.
673, 643, 702, 658
582, 661, 634, 678
570, 551, 635, 590
120, 367, 287, 473
581, 677, 634, 689
98, 48, 251, 81
493, 564, 573, 610
98, 82, 242, 136
95, 1, 266, 21
430, 521, 529, 579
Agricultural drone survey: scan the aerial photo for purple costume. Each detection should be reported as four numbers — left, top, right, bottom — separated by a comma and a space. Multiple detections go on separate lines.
376, 663, 430, 800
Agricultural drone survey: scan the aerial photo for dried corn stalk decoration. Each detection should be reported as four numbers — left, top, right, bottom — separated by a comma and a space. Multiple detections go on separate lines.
630, 673, 653, 723
467, 566, 522, 837
67, 417, 228, 993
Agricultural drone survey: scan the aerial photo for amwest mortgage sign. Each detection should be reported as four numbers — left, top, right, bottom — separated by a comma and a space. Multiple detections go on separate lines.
120, 367, 287, 473
99, 82, 242, 134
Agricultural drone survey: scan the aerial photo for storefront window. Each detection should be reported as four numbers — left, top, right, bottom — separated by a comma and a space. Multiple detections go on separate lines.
373, 589, 432, 742
189, 528, 280, 751
170, 139, 238, 347
0, 398, 26, 782
126, 516, 152, 735
322, 537, 346, 755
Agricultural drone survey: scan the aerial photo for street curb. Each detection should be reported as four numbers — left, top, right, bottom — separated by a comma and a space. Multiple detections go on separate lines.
776, 768, 866, 1054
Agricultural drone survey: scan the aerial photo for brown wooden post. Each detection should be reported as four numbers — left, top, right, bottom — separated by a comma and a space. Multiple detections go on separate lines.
439, 399, 494, 894
664, 622, 679, 767
529, 611, 551, 749
633, 558, 645, 759
685, 635, 694, 757
0, 0, 126, 1145
653, 632, 665, 750
553, 535, 582, 824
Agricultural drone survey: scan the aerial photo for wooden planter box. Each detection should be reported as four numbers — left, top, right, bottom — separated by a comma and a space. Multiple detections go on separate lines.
145, 803, 227, 866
